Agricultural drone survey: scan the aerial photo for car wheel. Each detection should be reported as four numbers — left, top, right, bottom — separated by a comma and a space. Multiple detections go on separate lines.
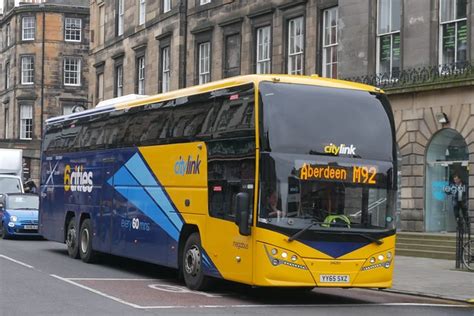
79, 219, 97, 263
0, 222, 9, 240
66, 218, 79, 258
182, 232, 211, 291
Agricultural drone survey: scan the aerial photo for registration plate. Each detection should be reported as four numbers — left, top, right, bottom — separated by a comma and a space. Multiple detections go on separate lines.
23, 225, 38, 230
319, 274, 350, 283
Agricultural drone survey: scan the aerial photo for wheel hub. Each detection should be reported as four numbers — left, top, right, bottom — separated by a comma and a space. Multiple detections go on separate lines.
80, 228, 89, 253
66, 227, 76, 248
184, 245, 201, 276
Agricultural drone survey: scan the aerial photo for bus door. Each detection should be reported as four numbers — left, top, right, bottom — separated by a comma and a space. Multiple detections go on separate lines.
205, 157, 255, 284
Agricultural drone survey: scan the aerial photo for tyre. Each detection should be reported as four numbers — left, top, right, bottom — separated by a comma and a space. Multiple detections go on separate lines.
66, 217, 79, 258
462, 240, 473, 272
79, 218, 97, 263
0, 222, 9, 240
182, 232, 211, 291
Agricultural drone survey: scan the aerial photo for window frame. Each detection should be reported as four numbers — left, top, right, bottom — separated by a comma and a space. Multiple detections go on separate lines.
137, 55, 146, 95
115, 64, 124, 97
222, 24, 242, 78
98, 3, 105, 45
4, 107, 9, 139
438, 0, 468, 67
63, 57, 82, 87
6, 23, 11, 47
139, 0, 146, 26
19, 103, 33, 140
287, 16, 305, 75
198, 42, 211, 84
376, 0, 401, 77
64, 17, 82, 42
322, 6, 338, 78
200, 0, 211, 5
21, 55, 35, 85
161, 46, 171, 93
163, 0, 171, 13
117, 0, 124, 36
5, 62, 10, 89
22, 16, 35, 41
97, 72, 105, 104
256, 25, 272, 74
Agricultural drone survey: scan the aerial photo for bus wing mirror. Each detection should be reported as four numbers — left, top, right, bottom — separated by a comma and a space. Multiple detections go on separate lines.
235, 192, 251, 236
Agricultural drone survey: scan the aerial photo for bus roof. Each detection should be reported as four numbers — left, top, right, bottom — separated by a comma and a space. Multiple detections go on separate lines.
45, 74, 381, 126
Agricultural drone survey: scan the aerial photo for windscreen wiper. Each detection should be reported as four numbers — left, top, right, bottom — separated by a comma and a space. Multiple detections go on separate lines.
288, 220, 323, 242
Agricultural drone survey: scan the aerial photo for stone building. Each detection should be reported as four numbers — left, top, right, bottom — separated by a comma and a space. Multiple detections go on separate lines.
0, 0, 90, 183
94, 0, 473, 233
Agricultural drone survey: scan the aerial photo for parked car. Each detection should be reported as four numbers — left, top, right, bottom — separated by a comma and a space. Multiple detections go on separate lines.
0, 193, 39, 239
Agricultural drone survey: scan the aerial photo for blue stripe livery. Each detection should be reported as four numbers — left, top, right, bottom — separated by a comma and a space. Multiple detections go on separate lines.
301, 240, 370, 258
108, 153, 184, 242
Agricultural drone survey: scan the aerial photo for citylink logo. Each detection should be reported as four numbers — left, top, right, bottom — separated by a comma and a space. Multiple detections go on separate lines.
324, 143, 357, 156
64, 165, 94, 192
174, 155, 201, 175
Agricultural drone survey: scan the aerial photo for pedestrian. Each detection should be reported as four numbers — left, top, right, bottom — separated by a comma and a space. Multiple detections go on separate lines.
24, 179, 37, 194
445, 174, 468, 225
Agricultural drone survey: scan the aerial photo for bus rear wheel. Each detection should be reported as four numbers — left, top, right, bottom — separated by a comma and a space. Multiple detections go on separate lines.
79, 219, 97, 263
66, 218, 79, 258
183, 232, 211, 291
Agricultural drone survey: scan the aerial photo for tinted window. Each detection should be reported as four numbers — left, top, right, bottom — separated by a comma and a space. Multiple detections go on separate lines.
260, 82, 395, 161
213, 84, 254, 138
208, 138, 255, 220
43, 84, 256, 154
170, 94, 214, 140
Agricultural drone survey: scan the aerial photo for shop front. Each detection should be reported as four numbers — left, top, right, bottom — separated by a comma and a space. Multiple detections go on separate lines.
425, 129, 469, 232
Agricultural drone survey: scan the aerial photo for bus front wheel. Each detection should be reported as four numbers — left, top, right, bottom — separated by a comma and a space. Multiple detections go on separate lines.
79, 219, 97, 263
183, 232, 210, 291
66, 218, 79, 258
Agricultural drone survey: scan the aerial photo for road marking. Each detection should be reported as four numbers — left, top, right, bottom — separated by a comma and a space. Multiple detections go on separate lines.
49, 275, 471, 310
148, 283, 222, 298
50, 274, 143, 309
0, 254, 34, 269
67, 278, 158, 281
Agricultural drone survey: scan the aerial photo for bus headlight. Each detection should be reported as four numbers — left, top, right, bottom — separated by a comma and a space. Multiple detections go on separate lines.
370, 257, 376, 264
386, 251, 392, 259
271, 248, 278, 255
281, 252, 288, 259
378, 255, 384, 261
10, 215, 18, 222
291, 255, 298, 262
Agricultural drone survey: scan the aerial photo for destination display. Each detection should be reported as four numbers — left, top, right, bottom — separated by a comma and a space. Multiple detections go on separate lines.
299, 163, 378, 185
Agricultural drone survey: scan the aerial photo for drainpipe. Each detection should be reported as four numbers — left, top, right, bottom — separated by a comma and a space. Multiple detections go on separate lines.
40, 7, 45, 138
179, 0, 188, 89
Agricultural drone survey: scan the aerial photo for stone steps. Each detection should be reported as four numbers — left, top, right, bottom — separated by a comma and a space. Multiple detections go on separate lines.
396, 232, 457, 260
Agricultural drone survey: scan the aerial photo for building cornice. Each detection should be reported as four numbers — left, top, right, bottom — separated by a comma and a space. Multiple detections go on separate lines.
247, 7, 275, 19
1, 4, 89, 26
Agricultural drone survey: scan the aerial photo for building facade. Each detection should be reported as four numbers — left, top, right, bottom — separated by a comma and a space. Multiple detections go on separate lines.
94, 0, 472, 233
0, 0, 90, 183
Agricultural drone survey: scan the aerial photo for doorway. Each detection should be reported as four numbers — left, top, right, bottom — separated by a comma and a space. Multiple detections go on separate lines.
425, 129, 468, 232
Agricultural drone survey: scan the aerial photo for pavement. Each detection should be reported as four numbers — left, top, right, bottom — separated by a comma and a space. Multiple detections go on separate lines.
384, 255, 474, 303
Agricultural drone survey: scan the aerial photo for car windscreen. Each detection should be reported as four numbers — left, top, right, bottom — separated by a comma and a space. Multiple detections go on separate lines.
7, 195, 39, 210
260, 82, 395, 161
0, 177, 22, 194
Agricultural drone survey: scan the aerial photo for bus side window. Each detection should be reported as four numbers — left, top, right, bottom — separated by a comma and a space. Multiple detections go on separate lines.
212, 85, 254, 138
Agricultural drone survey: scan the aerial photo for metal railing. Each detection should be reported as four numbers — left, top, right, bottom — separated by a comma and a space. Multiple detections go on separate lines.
456, 214, 473, 271
344, 61, 473, 90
